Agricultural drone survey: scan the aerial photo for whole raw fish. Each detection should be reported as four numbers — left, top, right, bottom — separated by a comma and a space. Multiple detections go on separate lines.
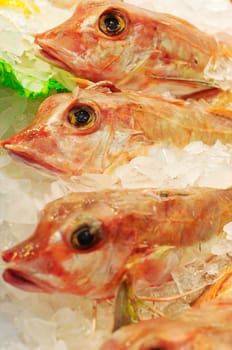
100, 299, 232, 350
2, 186, 232, 299
35, 0, 232, 96
2, 83, 232, 176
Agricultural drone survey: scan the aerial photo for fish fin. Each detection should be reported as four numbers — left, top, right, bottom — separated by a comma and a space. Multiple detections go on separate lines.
207, 91, 232, 120
72, 77, 121, 93
183, 88, 220, 101
209, 107, 232, 120
157, 96, 185, 106
150, 75, 215, 98
86, 81, 121, 93
113, 278, 140, 331
72, 77, 94, 88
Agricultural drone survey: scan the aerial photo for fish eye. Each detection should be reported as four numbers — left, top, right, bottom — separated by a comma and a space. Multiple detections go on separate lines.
67, 105, 97, 129
99, 10, 126, 36
70, 224, 102, 250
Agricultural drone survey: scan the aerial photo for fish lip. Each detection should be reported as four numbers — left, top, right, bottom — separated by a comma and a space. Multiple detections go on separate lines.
3, 268, 46, 293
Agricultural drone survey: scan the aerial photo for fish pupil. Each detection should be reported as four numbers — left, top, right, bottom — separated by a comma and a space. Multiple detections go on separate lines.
77, 229, 94, 246
74, 110, 90, 124
70, 222, 102, 251
105, 16, 120, 32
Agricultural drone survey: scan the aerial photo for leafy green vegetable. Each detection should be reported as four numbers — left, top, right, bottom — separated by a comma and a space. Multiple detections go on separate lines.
0, 57, 69, 98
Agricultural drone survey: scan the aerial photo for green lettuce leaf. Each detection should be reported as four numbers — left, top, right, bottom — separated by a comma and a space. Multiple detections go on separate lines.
0, 57, 69, 98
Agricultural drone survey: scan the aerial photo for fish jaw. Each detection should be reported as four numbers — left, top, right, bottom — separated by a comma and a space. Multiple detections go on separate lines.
35, 31, 85, 76
0, 129, 66, 175
37, 47, 71, 72
1, 234, 73, 295
1, 232, 60, 293
0, 127, 124, 177
2, 268, 50, 293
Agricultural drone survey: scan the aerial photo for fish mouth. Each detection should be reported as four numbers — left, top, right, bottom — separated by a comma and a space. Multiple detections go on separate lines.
2, 145, 64, 175
37, 48, 71, 72
3, 268, 45, 293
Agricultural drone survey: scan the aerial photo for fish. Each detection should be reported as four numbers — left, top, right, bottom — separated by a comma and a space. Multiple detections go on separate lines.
2, 83, 232, 176
34, 0, 232, 97
100, 299, 232, 350
2, 186, 232, 300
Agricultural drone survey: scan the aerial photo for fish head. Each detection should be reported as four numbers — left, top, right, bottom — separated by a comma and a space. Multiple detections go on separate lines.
34, 0, 226, 95
2, 191, 137, 299
1, 85, 141, 175
35, 0, 155, 84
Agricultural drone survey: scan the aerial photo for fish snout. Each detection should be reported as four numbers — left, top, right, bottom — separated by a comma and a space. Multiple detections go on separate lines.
0, 127, 62, 173
34, 31, 74, 71
1, 126, 49, 148
2, 239, 38, 264
2, 248, 17, 263
34, 31, 55, 51
1, 243, 56, 293
34, 30, 51, 43
0, 130, 25, 149
34, 24, 85, 74
34, 25, 61, 45
34, 17, 78, 47
0, 129, 41, 164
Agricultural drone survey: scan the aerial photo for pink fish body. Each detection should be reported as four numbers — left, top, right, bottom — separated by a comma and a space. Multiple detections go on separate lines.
2, 187, 232, 299
35, 0, 232, 96
100, 299, 232, 350
2, 84, 232, 176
